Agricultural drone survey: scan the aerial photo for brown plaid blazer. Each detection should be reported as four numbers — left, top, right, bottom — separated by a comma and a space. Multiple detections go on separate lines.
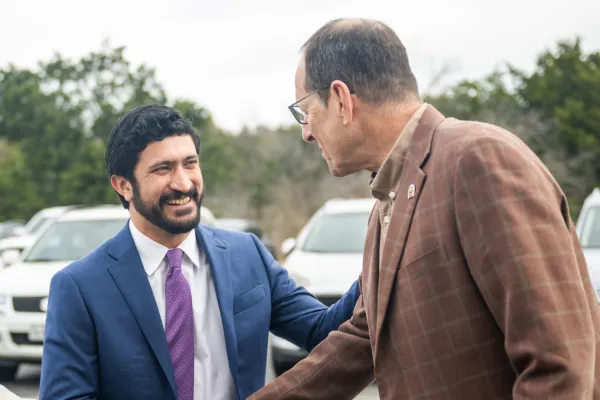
249, 105, 600, 399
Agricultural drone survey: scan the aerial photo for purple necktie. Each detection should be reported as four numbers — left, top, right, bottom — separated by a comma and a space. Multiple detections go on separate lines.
165, 248, 194, 400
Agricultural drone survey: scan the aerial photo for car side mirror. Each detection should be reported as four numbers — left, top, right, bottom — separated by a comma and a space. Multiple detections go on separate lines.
280, 238, 296, 257
1, 249, 22, 266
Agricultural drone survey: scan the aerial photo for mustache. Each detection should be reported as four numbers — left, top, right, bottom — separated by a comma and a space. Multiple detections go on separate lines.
160, 187, 199, 204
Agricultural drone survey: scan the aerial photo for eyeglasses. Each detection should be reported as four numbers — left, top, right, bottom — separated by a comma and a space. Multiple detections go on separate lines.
288, 85, 355, 125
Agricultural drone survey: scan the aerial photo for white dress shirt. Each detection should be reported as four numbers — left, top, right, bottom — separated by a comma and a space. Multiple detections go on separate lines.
129, 221, 235, 400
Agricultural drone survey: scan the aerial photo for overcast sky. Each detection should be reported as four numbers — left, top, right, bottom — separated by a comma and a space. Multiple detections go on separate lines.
2, 0, 599, 133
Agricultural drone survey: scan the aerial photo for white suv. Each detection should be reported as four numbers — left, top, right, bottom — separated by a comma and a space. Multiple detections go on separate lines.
269, 197, 375, 375
576, 188, 600, 300
0, 206, 76, 270
0, 205, 130, 381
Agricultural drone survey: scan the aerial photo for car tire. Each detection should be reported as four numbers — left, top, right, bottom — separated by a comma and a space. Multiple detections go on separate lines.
0, 363, 19, 382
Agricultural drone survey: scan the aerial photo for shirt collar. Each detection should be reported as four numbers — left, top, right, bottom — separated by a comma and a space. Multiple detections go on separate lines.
129, 220, 201, 276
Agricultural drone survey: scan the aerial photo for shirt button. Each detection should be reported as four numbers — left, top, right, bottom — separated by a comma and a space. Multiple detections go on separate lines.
389, 191, 396, 200
383, 215, 390, 225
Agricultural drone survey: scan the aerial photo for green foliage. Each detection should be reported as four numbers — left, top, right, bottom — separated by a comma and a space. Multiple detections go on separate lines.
0, 140, 40, 219
514, 38, 600, 201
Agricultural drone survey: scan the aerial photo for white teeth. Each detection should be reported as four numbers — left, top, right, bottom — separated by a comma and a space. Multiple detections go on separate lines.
167, 196, 191, 205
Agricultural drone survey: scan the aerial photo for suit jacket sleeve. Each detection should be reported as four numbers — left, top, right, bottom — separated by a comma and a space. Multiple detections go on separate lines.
248, 272, 373, 400
249, 234, 360, 352
454, 136, 598, 399
39, 270, 98, 400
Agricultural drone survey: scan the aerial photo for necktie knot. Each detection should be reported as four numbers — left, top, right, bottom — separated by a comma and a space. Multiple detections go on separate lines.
166, 248, 184, 270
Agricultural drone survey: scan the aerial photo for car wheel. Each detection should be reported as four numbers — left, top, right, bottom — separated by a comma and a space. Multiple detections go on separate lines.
0, 363, 19, 382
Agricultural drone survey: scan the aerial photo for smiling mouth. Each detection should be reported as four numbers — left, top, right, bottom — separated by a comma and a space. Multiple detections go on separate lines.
165, 196, 192, 206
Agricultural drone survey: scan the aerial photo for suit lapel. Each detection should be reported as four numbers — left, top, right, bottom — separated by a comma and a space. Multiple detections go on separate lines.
195, 226, 240, 390
363, 204, 381, 338
106, 226, 177, 397
375, 166, 426, 341
374, 106, 446, 348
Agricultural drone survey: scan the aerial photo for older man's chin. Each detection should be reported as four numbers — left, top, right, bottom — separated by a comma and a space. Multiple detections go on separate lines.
328, 162, 361, 178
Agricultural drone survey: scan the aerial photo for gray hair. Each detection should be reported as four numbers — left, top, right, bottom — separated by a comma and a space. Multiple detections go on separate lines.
301, 18, 419, 105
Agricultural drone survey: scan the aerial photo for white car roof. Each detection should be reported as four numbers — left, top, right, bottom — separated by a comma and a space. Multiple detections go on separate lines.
55, 204, 216, 225
583, 188, 600, 207
57, 205, 130, 221
320, 198, 376, 214
38, 205, 74, 216
576, 188, 600, 238
200, 206, 216, 226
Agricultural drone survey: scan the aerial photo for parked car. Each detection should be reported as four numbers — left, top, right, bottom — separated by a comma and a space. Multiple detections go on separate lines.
0, 222, 26, 269
200, 206, 217, 227
0, 206, 78, 269
576, 188, 600, 301
0, 205, 130, 381
0, 222, 26, 240
269, 197, 375, 376
215, 218, 277, 259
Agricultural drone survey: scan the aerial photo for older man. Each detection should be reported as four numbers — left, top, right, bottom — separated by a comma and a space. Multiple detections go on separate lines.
249, 18, 600, 399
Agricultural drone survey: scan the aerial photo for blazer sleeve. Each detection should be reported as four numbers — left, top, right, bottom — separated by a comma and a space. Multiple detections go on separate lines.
39, 269, 99, 400
454, 136, 598, 399
250, 234, 360, 351
249, 273, 374, 400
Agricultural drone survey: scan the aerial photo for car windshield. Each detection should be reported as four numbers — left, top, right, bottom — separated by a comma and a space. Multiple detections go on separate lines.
301, 212, 370, 253
580, 206, 600, 248
24, 218, 127, 262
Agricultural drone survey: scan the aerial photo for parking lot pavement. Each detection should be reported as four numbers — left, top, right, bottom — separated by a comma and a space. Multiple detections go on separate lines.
3, 364, 40, 399
4, 362, 380, 399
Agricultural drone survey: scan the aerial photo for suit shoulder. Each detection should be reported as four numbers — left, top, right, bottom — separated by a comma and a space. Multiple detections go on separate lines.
437, 118, 522, 146
433, 116, 562, 194
199, 225, 257, 248
432, 117, 538, 163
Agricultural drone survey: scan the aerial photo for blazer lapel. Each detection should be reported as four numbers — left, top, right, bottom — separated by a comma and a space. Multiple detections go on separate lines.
106, 226, 177, 397
195, 226, 240, 390
375, 166, 426, 341
374, 106, 446, 348
362, 204, 381, 338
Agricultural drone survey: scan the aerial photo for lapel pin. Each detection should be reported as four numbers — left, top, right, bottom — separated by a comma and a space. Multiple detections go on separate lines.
407, 184, 415, 199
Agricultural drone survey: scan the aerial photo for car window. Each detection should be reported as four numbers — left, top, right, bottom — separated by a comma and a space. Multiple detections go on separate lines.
301, 212, 370, 253
580, 206, 600, 248
24, 218, 127, 262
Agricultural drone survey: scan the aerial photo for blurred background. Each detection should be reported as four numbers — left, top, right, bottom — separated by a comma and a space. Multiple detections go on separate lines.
1, 0, 600, 398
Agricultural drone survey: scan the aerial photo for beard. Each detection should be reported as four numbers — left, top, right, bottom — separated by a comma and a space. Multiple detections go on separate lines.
131, 181, 203, 235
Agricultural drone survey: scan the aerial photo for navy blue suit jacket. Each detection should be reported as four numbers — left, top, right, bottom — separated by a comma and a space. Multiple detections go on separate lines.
39, 224, 360, 399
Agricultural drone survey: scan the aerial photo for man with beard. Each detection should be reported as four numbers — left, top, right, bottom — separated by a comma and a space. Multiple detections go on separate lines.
39, 105, 360, 400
